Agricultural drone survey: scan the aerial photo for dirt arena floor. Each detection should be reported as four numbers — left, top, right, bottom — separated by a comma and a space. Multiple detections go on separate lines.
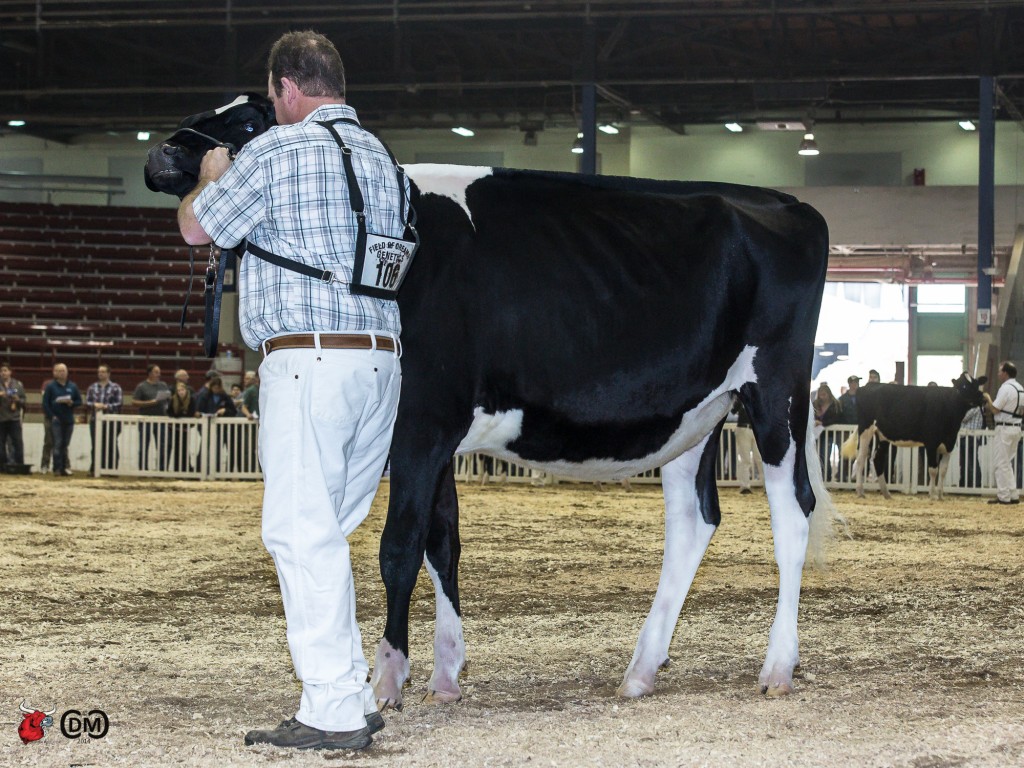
1, 475, 1023, 767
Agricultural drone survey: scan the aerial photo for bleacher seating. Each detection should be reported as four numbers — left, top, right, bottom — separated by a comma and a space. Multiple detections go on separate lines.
0, 201, 240, 390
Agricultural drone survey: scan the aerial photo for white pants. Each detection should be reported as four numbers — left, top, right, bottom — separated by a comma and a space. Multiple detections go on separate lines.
734, 426, 762, 489
991, 424, 1021, 503
258, 340, 401, 732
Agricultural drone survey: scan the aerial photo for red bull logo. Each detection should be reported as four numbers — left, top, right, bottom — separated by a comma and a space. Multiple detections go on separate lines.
18, 701, 56, 743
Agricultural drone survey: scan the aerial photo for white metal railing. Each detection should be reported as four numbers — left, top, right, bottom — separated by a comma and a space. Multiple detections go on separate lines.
93, 414, 261, 480
90, 417, 1008, 495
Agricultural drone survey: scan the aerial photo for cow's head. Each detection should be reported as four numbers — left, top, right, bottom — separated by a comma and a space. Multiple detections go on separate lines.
952, 372, 988, 405
144, 93, 275, 199
18, 701, 55, 743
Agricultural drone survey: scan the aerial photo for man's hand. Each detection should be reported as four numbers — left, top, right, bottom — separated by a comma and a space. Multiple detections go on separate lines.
199, 147, 232, 184
179, 146, 233, 246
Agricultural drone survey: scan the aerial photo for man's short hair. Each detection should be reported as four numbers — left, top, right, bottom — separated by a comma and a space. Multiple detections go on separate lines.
268, 30, 345, 100
146, 363, 159, 375
1002, 361, 1017, 378
1, 362, 10, 371
98, 364, 109, 373
869, 369, 880, 377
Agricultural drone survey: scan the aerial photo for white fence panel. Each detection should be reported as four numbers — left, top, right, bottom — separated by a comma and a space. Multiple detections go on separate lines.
72, 416, 1015, 495
95, 414, 261, 480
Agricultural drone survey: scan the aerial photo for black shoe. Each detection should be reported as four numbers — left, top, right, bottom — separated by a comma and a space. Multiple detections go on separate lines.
987, 498, 1020, 505
365, 710, 385, 735
740, 487, 752, 495
244, 717, 371, 751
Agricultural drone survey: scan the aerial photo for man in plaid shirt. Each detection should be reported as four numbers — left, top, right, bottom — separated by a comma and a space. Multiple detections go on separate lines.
178, 30, 404, 752
85, 364, 123, 473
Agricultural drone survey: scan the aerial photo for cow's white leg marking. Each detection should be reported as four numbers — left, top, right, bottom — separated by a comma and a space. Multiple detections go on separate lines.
618, 434, 716, 698
371, 639, 410, 711
424, 558, 466, 704
854, 426, 875, 497
759, 439, 808, 696
935, 448, 950, 500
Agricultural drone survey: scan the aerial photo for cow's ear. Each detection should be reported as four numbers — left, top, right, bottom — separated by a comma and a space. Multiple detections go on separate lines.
977, 376, 988, 387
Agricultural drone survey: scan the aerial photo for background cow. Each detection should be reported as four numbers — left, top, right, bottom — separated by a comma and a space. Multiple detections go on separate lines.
147, 105, 838, 709
841, 373, 987, 499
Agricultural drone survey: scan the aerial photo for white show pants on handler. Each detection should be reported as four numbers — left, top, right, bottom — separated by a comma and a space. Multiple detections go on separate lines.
991, 423, 1022, 503
258, 338, 401, 732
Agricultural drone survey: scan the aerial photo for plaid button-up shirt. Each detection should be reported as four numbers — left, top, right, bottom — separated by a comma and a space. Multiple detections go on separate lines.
85, 380, 123, 421
193, 104, 408, 350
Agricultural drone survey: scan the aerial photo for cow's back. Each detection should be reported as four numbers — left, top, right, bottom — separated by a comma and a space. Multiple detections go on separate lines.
402, 166, 829, 404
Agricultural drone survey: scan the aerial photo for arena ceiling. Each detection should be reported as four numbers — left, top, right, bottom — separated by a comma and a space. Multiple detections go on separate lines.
1, 1, 1024, 142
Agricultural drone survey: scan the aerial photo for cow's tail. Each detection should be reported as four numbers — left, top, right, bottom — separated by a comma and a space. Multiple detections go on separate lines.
840, 430, 859, 460
804, 404, 846, 568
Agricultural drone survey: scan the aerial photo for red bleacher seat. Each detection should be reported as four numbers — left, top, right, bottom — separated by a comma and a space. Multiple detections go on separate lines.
0, 200, 237, 387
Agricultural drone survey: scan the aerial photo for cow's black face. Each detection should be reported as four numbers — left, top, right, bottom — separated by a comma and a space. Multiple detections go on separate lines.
144, 94, 275, 199
952, 372, 988, 405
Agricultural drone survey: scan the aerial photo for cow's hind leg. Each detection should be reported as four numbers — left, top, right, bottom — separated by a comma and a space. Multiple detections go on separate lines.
372, 446, 451, 711
872, 441, 893, 500
423, 464, 466, 703
618, 426, 721, 698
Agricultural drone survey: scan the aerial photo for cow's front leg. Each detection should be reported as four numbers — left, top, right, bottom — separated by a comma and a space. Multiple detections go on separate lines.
618, 429, 719, 698
371, 449, 450, 711
423, 465, 465, 703
758, 440, 809, 696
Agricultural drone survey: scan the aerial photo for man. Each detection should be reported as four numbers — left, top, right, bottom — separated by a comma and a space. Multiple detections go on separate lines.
133, 364, 171, 471
174, 369, 195, 397
0, 363, 26, 470
868, 369, 881, 384
178, 30, 406, 751
838, 375, 860, 424
983, 361, 1024, 504
42, 363, 82, 476
86, 364, 123, 473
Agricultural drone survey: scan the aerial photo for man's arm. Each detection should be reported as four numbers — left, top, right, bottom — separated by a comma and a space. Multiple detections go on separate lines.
177, 147, 233, 245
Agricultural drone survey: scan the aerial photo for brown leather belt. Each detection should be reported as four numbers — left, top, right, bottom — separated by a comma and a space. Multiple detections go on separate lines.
263, 333, 397, 355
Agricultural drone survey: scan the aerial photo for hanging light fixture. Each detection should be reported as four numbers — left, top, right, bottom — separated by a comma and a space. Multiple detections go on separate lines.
798, 121, 819, 156
571, 131, 584, 154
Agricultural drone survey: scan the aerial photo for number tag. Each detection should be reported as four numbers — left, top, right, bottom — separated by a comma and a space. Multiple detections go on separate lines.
350, 232, 418, 299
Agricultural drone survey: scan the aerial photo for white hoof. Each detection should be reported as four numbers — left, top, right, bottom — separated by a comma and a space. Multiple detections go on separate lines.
371, 640, 410, 712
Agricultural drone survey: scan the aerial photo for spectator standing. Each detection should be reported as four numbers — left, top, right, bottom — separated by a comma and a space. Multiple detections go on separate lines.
983, 361, 1024, 504
732, 400, 761, 494
86, 364, 123, 473
38, 377, 53, 473
133, 364, 172, 471
838, 375, 861, 425
868, 369, 881, 384
813, 382, 843, 481
168, 380, 198, 472
174, 369, 195, 397
195, 376, 237, 472
958, 403, 986, 489
0, 363, 26, 469
177, 29, 405, 750
42, 363, 82, 477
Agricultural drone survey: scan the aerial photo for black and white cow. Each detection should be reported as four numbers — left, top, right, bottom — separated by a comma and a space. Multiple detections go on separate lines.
146, 103, 837, 707
844, 374, 987, 499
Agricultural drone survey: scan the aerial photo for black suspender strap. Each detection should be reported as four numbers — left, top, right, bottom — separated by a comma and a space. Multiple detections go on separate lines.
196, 115, 415, 357
244, 241, 337, 284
